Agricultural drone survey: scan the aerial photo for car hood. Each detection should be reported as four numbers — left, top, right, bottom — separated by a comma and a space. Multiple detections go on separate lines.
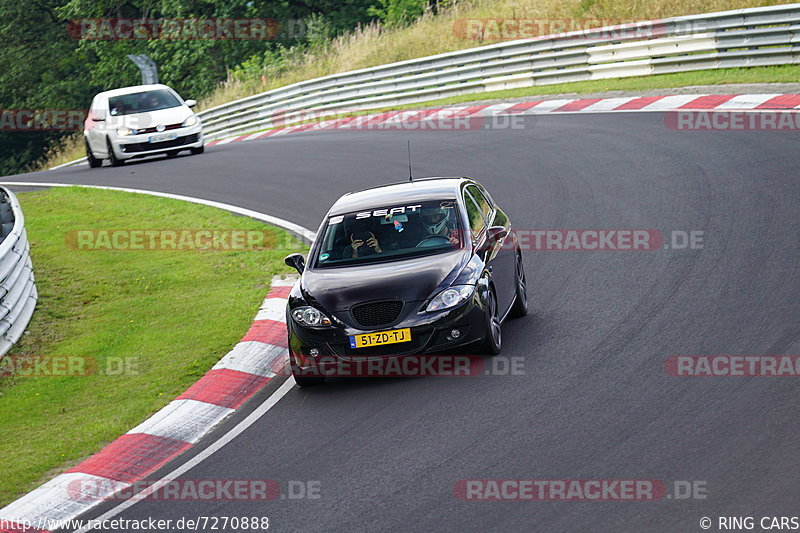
301, 249, 470, 314
111, 106, 193, 129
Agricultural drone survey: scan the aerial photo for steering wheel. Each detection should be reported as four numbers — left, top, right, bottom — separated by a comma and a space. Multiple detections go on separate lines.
416, 234, 450, 248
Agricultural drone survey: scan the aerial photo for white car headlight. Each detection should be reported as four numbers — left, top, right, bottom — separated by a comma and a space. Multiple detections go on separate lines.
425, 285, 475, 312
182, 115, 198, 127
291, 306, 332, 327
116, 127, 136, 136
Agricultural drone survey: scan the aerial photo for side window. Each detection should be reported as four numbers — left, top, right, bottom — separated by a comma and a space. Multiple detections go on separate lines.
466, 185, 492, 220
492, 206, 508, 228
90, 97, 103, 119
464, 191, 486, 236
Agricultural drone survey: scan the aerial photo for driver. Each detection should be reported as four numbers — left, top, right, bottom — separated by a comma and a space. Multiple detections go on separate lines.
419, 206, 460, 245
142, 93, 162, 110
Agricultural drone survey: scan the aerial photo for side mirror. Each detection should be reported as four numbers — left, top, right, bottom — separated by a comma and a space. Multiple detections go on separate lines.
486, 226, 508, 244
185, 99, 197, 108
284, 253, 305, 274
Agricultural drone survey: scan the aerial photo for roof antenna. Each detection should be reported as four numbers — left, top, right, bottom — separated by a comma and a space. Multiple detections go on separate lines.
407, 140, 414, 182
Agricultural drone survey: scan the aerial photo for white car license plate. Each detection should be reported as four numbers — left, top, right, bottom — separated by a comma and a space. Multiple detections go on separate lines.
148, 132, 177, 143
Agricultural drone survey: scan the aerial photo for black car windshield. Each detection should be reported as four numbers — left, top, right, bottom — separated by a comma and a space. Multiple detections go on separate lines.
108, 89, 182, 116
314, 199, 463, 268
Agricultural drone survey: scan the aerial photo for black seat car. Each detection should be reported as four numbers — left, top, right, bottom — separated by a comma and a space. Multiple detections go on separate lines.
284, 177, 527, 386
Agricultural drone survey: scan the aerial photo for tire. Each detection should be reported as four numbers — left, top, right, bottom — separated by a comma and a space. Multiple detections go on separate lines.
292, 365, 326, 387
509, 251, 529, 318
86, 140, 102, 168
290, 358, 325, 387
294, 374, 325, 387
190, 145, 204, 155
480, 286, 502, 356
107, 139, 124, 167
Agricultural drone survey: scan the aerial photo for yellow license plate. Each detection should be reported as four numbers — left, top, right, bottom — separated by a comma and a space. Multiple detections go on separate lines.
349, 328, 411, 349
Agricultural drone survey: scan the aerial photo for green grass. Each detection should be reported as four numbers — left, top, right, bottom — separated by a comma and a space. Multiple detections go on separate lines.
0, 187, 304, 506
196, 0, 789, 110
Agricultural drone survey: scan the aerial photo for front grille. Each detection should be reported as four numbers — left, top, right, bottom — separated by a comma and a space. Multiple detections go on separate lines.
136, 123, 183, 134
351, 300, 403, 328
122, 133, 199, 153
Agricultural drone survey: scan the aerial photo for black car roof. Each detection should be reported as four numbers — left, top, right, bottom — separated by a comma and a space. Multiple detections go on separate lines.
328, 177, 472, 216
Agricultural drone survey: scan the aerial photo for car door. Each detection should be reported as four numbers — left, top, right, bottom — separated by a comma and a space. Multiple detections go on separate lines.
465, 184, 515, 314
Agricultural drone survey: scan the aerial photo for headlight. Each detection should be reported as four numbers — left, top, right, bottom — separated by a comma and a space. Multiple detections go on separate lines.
425, 285, 475, 312
182, 115, 198, 127
291, 306, 332, 327
116, 127, 137, 136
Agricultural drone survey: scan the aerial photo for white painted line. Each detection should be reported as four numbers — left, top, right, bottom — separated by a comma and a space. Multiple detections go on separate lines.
126, 400, 234, 444
0, 182, 317, 243
213, 341, 286, 377
0, 473, 128, 524
254, 297, 288, 322
50, 157, 88, 170
713, 94, 782, 110
72, 377, 297, 533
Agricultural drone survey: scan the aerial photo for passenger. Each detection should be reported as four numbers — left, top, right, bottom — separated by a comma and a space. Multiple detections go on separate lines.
348, 227, 382, 258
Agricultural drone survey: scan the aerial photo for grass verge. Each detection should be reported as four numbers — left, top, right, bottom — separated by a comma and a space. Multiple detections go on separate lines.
0, 187, 304, 506
203, 0, 788, 109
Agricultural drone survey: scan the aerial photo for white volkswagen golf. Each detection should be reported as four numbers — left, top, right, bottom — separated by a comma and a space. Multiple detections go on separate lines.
84, 84, 204, 167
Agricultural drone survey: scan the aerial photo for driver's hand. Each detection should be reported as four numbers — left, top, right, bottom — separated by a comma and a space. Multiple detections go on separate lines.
366, 237, 382, 254
351, 239, 363, 257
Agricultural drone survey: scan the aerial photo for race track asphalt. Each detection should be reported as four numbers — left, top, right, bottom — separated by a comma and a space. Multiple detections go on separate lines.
6, 112, 800, 532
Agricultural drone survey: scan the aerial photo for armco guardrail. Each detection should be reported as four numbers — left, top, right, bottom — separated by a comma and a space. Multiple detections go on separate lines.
0, 187, 37, 357
195, 3, 800, 140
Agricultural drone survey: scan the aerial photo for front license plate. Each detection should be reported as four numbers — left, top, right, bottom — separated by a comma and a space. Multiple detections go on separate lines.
349, 328, 411, 349
148, 132, 177, 143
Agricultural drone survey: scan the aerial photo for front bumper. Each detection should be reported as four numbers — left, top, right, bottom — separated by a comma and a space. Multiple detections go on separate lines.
288, 299, 489, 377
110, 124, 204, 160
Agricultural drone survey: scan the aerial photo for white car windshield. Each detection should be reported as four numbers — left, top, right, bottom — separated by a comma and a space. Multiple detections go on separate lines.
314, 199, 463, 268
108, 89, 182, 116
